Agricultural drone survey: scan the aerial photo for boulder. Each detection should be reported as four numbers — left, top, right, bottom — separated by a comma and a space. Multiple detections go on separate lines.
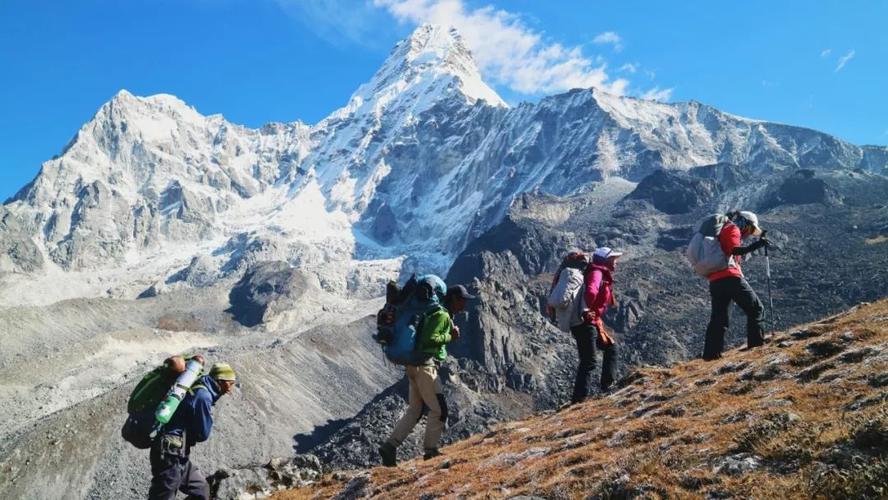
227, 261, 310, 327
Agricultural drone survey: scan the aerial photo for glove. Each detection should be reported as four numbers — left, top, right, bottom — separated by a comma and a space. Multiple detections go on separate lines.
582, 310, 596, 325
751, 238, 771, 251
451, 324, 461, 342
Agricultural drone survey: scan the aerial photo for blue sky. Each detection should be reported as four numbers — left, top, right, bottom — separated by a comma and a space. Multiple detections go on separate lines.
2, 0, 886, 200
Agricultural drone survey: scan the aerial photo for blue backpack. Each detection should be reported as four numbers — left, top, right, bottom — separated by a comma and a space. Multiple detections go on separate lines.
377, 274, 447, 366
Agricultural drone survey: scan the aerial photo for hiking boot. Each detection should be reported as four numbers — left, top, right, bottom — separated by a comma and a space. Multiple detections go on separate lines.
423, 448, 442, 460
378, 443, 397, 467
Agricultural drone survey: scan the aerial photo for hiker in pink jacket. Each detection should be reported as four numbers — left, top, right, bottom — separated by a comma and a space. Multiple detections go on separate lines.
572, 247, 621, 403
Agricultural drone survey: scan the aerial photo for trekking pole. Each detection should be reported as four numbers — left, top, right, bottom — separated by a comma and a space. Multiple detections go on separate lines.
765, 244, 774, 325
761, 230, 779, 328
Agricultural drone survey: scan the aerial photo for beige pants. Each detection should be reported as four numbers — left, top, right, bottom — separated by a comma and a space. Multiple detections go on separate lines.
387, 364, 446, 451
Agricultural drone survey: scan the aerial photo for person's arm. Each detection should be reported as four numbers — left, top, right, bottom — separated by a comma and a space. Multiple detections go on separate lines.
423, 309, 452, 346
584, 268, 602, 314
731, 238, 770, 255
189, 391, 214, 443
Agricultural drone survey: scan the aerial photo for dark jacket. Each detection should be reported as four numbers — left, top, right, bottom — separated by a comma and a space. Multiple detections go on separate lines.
162, 375, 220, 446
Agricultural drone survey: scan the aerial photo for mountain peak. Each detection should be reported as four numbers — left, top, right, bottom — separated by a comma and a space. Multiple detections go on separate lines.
344, 24, 506, 112
399, 23, 468, 66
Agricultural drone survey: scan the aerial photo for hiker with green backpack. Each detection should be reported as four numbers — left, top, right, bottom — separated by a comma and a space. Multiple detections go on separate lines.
122, 355, 236, 500
686, 210, 771, 360
376, 275, 475, 466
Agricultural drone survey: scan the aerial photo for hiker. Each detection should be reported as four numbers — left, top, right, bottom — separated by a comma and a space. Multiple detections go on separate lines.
702, 210, 771, 360
571, 247, 621, 404
148, 362, 237, 500
378, 283, 475, 466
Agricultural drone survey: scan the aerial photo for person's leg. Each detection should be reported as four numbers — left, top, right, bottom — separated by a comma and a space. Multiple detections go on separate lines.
597, 331, 618, 392
179, 459, 210, 500
703, 279, 733, 360
148, 438, 185, 500
387, 367, 424, 447
570, 324, 596, 403
414, 364, 446, 453
732, 277, 765, 348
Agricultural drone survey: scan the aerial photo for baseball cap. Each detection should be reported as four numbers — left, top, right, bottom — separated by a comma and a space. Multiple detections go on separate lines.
446, 284, 477, 300
209, 363, 237, 382
593, 247, 624, 261
738, 211, 763, 236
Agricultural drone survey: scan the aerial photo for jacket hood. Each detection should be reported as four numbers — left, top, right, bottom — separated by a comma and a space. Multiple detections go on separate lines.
199, 375, 222, 404
590, 261, 615, 276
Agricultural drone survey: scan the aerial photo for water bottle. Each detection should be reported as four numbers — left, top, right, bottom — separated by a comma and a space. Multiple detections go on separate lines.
154, 358, 204, 425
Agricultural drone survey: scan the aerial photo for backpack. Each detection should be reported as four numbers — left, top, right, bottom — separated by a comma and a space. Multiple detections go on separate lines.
121, 356, 204, 449
378, 274, 447, 366
547, 252, 590, 332
686, 214, 735, 277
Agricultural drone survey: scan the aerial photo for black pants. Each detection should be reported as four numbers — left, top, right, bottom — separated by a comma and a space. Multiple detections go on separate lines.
148, 436, 209, 500
570, 323, 618, 403
703, 276, 765, 360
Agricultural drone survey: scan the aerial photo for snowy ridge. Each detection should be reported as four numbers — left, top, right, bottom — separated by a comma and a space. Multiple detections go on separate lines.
1, 24, 886, 306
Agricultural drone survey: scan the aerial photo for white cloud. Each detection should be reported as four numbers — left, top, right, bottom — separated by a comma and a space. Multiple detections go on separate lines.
835, 49, 855, 72
820, 48, 832, 58
273, 0, 394, 49
640, 87, 673, 102
374, 0, 629, 95
619, 63, 638, 74
592, 31, 623, 51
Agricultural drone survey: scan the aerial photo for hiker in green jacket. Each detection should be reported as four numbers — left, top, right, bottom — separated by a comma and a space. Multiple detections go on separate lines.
379, 284, 475, 466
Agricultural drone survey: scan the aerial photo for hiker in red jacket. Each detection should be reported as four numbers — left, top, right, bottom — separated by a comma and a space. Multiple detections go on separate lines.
571, 247, 621, 403
703, 210, 772, 360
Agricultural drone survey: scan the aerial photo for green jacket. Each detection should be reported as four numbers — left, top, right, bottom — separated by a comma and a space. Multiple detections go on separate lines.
416, 306, 453, 361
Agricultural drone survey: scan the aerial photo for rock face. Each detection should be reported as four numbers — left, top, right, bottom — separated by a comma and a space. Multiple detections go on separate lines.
761, 169, 843, 209
624, 168, 721, 214
0, 207, 43, 274
207, 455, 323, 499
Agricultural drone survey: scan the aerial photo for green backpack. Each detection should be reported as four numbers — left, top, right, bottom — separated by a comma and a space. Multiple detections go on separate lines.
122, 355, 202, 448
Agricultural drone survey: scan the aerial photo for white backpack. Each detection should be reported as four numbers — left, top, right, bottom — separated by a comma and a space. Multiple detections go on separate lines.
547, 267, 586, 332
686, 214, 736, 277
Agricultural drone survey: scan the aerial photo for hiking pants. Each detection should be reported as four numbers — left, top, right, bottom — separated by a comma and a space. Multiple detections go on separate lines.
387, 363, 448, 452
148, 435, 209, 500
704, 276, 765, 360
570, 323, 617, 404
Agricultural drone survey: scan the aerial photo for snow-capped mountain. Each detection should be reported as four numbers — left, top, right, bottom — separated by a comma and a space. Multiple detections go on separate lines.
1, 23, 886, 305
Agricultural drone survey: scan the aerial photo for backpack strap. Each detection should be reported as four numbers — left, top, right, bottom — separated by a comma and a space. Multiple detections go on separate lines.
187, 383, 207, 396
415, 304, 449, 350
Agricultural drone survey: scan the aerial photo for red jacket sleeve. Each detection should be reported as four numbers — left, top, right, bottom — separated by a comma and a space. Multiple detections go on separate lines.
720, 224, 741, 258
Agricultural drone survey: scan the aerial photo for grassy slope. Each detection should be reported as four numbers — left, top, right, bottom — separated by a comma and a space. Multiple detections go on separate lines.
277, 300, 888, 499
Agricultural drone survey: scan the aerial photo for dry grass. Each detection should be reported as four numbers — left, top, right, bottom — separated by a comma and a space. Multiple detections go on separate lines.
275, 300, 888, 499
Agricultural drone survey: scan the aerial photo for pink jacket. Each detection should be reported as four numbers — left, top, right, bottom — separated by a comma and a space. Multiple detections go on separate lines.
584, 262, 615, 319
